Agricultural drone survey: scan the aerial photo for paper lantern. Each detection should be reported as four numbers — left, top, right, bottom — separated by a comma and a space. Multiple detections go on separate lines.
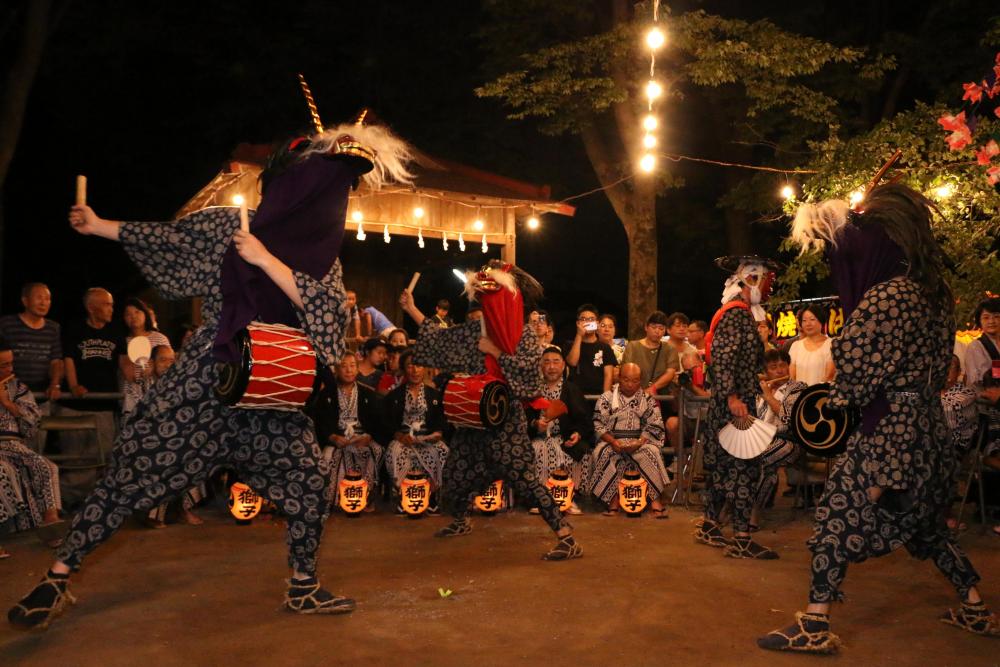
399, 470, 431, 517
618, 468, 648, 517
338, 470, 369, 515
474, 480, 504, 513
229, 482, 262, 521
545, 468, 575, 512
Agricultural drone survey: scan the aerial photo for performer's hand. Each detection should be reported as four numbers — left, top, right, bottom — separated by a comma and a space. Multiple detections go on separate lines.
399, 290, 413, 310
565, 433, 580, 447
728, 394, 748, 418
233, 230, 273, 268
759, 380, 773, 399
70, 384, 88, 398
351, 434, 372, 448
330, 434, 348, 448
478, 336, 502, 358
68, 205, 103, 236
399, 434, 415, 447
536, 417, 549, 433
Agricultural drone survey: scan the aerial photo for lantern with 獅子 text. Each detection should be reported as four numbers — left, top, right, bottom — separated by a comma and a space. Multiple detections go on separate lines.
338, 470, 369, 516
545, 468, 574, 512
474, 480, 504, 514
399, 470, 431, 517
229, 482, 262, 522
618, 468, 648, 517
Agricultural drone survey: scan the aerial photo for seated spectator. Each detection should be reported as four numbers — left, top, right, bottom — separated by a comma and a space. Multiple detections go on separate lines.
361, 303, 397, 338
662, 312, 698, 398
312, 355, 384, 512
665, 351, 711, 447
621, 311, 674, 396
0, 341, 63, 544
430, 299, 454, 328
527, 346, 593, 515
565, 304, 617, 397
144, 345, 204, 528
757, 318, 776, 352
687, 319, 708, 357
357, 337, 388, 390
387, 328, 409, 349
597, 313, 625, 364
750, 348, 807, 530
788, 305, 834, 384
119, 297, 171, 415
383, 350, 448, 510
0, 282, 63, 401
376, 345, 406, 395
591, 363, 670, 518
942, 354, 979, 454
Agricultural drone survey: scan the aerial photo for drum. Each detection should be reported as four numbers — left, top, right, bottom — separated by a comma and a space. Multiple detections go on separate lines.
216, 322, 318, 411
790, 383, 860, 458
442, 373, 510, 429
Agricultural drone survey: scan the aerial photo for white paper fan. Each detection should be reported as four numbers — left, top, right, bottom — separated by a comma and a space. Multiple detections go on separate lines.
718, 416, 776, 459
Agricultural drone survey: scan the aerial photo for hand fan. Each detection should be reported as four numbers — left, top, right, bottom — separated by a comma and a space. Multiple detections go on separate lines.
718, 416, 776, 459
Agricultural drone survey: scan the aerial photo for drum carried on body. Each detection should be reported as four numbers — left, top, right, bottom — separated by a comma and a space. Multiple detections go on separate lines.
442, 373, 510, 429
790, 382, 860, 458
216, 322, 319, 411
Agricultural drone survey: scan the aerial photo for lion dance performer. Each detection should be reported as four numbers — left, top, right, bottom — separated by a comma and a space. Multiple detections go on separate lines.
695, 255, 783, 560
401, 261, 582, 560
8, 121, 413, 629
758, 183, 998, 654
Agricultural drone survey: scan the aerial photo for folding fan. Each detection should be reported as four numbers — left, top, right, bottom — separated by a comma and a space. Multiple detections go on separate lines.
718, 416, 776, 459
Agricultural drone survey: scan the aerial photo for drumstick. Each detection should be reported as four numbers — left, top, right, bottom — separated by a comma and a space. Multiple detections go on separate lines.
406, 272, 421, 293
239, 199, 249, 233
479, 315, 487, 337
75, 175, 87, 207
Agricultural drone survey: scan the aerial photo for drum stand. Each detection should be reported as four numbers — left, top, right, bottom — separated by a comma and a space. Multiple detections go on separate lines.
955, 408, 992, 535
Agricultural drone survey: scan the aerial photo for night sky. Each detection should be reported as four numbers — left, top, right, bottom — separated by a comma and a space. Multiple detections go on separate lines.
2, 0, 994, 342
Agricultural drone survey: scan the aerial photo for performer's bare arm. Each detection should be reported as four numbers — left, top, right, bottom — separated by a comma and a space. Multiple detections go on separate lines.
399, 290, 425, 325
232, 230, 304, 310
68, 205, 121, 240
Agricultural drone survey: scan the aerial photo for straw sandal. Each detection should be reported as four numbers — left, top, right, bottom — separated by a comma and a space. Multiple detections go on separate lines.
725, 535, 779, 560
693, 520, 728, 548
433, 518, 472, 538
940, 601, 1000, 637
542, 535, 583, 561
8, 571, 76, 630
757, 611, 841, 654
283, 577, 355, 615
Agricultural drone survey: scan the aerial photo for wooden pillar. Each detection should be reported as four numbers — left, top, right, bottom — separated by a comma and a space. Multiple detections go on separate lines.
501, 208, 516, 264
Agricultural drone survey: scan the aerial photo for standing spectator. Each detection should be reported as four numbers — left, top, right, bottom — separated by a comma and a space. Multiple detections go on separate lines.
529, 309, 554, 348
343, 289, 363, 344
687, 319, 708, 358
312, 355, 384, 513
0, 282, 63, 399
757, 319, 777, 352
597, 314, 625, 363
430, 299, 454, 328
965, 298, 1000, 483
383, 350, 448, 509
466, 303, 483, 322
663, 313, 698, 388
565, 304, 617, 396
527, 347, 593, 515
357, 337, 388, 390
119, 298, 171, 415
59, 288, 123, 451
376, 345, 406, 395
788, 305, 835, 385
621, 311, 674, 396
386, 328, 409, 349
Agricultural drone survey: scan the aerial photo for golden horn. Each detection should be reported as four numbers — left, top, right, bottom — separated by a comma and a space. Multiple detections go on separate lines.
865, 149, 903, 196
354, 108, 369, 126
297, 73, 324, 134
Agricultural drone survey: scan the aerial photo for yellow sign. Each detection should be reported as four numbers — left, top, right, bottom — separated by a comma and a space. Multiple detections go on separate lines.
474, 480, 504, 513
229, 482, 262, 520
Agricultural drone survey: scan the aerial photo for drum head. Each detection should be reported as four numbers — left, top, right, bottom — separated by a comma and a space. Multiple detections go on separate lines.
790, 383, 858, 458
215, 330, 252, 405
479, 380, 510, 428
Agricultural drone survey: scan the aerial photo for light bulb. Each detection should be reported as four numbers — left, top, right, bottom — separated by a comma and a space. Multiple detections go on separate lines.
442, 232, 449, 250
640, 154, 656, 172
383, 225, 390, 243
418, 229, 425, 248
527, 216, 540, 230
481, 234, 488, 253
849, 190, 864, 206
645, 80, 662, 100
780, 185, 795, 200
413, 206, 425, 219
642, 134, 657, 149
646, 27, 665, 50
643, 115, 658, 132
231, 194, 245, 206
472, 219, 484, 231
934, 184, 954, 199
458, 233, 466, 251
351, 210, 363, 222
356, 222, 366, 240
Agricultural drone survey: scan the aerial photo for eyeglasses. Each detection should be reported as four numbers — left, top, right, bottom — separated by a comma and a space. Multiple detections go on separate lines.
577, 316, 597, 322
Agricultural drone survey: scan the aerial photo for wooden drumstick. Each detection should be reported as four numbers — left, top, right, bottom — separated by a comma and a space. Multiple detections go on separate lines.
239, 199, 249, 232
75, 175, 87, 206
406, 272, 421, 293
479, 315, 487, 337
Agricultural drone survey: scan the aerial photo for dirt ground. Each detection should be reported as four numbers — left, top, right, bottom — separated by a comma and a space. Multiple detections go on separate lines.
1, 499, 999, 667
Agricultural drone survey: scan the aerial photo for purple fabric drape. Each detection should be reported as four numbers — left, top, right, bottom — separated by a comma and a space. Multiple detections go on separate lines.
214, 154, 353, 362
826, 220, 906, 433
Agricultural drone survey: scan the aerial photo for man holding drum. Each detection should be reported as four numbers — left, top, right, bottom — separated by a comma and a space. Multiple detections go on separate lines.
758, 183, 998, 653
9, 122, 414, 629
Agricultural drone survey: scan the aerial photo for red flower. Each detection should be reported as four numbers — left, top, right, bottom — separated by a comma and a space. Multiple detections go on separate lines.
946, 129, 972, 151
987, 165, 1000, 186
963, 82, 984, 103
976, 140, 1000, 165
995, 106, 1000, 119
938, 111, 968, 131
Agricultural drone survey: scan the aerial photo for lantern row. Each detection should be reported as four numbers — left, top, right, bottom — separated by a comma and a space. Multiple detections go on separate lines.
641, 1, 664, 174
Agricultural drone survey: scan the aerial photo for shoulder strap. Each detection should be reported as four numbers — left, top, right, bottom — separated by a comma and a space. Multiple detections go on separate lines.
979, 334, 1000, 361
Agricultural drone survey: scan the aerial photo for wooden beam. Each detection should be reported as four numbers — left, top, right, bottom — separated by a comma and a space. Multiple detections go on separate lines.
501, 208, 516, 264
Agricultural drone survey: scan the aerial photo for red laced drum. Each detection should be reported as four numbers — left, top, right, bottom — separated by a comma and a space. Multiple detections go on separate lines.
442, 373, 510, 429
216, 322, 318, 411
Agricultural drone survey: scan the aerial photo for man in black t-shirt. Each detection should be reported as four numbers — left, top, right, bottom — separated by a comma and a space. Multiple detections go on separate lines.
565, 303, 617, 397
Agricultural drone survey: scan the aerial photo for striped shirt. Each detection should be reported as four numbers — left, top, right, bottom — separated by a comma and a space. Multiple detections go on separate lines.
0, 314, 62, 391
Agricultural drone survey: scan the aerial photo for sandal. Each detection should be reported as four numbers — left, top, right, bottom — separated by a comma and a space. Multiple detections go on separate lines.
725, 536, 779, 560
542, 534, 583, 561
283, 577, 355, 615
8, 570, 76, 630
433, 518, 472, 538
693, 520, 728, 548
0, 547, 10, 560
940, 601, 1000, 637
748, 523, 761, 533
652, 507, 669, 520
601, 508, 619, 517
757, 611, 841, 653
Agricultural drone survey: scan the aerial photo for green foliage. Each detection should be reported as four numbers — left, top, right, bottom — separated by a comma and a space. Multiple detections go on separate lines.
777, 102, 1000, 325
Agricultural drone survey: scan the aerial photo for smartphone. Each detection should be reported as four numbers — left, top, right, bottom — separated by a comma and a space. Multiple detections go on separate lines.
584, 321, 598, 332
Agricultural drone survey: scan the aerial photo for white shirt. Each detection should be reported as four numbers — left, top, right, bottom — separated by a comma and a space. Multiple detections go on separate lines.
789, 337, 832, 386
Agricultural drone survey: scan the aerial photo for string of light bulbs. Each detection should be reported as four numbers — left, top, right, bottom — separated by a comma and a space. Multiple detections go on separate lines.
641, 0, 664, 174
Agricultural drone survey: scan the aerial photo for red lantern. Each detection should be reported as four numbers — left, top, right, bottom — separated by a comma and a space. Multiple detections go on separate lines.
618, 468, 648, 517
229, 482, 262, 521
474, 480, 504, 513
399, 470, 431, 517
338, 470, 369, 515
545, 468, 575, 512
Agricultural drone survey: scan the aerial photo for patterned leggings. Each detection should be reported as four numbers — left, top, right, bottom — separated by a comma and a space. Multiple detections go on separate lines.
442, 404, 565, 532
56, 339, 331, 576
704, 447, 761, 534
754, 437, 798, 508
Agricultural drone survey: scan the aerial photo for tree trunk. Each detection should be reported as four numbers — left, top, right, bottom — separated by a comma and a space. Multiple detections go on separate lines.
623, 178, 657, 338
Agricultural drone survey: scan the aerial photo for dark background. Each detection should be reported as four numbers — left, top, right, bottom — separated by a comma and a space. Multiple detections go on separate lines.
2, 0, 993, 343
